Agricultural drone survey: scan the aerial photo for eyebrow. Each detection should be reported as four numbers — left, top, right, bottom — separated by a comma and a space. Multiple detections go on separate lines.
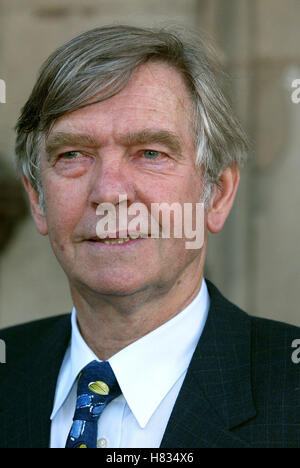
119, 130, 183, 158
45, 132, 98, 160
45, 129, 183, 160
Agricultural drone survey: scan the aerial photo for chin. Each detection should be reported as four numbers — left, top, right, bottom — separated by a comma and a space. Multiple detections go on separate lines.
75, 272, 150, 298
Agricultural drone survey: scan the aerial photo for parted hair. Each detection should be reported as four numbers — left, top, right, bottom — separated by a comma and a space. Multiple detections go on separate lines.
15, 24, 247, 204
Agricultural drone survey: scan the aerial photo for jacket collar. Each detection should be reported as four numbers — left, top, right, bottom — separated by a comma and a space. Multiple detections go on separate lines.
161, 280, 256, 448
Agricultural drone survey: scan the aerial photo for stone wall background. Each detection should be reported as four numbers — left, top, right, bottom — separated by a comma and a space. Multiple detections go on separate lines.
0, 0, 299, 327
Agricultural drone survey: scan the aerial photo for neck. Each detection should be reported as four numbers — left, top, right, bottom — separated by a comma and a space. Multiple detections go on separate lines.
70, 262, 204, 361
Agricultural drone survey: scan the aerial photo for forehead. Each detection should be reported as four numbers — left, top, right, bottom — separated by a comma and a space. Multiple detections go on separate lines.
48, 61, 195, 143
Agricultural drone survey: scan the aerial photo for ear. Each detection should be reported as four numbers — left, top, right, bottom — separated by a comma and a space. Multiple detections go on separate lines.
207, 164, 240, 233
22, 175, 48, 236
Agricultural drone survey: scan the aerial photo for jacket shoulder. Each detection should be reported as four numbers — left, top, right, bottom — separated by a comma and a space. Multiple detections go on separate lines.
250, 313, 299, 343
206, 278, 300, 346
0, 314, 70, 340
0, 314, 71, 365
249, 314, 299, 387
206, 280, 300, 447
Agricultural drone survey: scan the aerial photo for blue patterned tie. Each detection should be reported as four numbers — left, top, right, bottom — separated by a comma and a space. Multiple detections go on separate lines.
65, 360, 121, 448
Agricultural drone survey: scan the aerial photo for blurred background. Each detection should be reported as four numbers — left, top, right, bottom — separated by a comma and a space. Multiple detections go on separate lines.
0, 0, 299, 328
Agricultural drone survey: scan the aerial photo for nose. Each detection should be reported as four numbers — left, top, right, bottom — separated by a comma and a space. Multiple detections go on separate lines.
89, 156, 136, 208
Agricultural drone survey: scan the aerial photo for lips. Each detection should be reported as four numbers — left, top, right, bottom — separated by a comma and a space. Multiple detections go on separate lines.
90, 237, 136, 245
87, 233, 148, 245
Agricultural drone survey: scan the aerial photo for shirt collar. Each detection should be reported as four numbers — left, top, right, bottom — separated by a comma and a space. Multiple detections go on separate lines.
51, 279, 210, 427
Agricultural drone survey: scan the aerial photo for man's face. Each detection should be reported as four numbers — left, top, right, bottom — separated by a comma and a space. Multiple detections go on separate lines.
38, 61, 205, 298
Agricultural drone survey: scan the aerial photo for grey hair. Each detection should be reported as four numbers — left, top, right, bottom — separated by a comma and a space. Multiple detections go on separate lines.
15, 24, 248, 208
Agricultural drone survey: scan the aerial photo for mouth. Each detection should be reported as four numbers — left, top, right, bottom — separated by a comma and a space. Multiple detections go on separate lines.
87, 235, 148, 246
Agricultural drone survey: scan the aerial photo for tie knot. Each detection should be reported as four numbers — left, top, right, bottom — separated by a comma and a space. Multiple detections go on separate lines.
77, 360, 120, 397
74, 360, 120, 422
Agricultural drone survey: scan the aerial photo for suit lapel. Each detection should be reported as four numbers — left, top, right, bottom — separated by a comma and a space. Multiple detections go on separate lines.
161, 280, 256, 448
0, 314, 71, 448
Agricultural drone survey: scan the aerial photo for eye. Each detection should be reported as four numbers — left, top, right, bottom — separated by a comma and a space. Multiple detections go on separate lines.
59, 151, 80, 160
143, 150, 160, 160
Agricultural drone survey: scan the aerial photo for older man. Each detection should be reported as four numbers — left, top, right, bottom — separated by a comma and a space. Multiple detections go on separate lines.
0, 25, 299, 448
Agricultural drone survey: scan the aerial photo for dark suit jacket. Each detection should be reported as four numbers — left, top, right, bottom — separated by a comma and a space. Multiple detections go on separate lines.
0, 280, 299, 448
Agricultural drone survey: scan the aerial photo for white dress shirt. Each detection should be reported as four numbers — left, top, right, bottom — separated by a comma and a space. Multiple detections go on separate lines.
50, 279, 210, 448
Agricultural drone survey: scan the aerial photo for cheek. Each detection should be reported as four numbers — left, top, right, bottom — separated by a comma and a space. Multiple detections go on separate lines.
153, 170, 202, 203
43, 179, 87, 242
138, 176, 186, 205
155, 238, 199, 284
